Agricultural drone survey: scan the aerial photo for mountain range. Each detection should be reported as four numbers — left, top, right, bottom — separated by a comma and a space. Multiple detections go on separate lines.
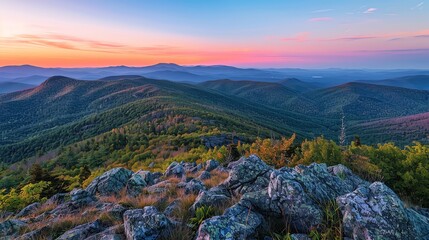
2, 64, 429, 91
1, 73, 428, 164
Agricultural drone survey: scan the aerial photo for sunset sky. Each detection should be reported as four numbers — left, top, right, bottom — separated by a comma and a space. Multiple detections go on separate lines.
1, 0, 428, 68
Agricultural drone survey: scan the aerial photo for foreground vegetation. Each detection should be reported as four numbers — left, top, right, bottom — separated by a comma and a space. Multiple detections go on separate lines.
1, 133, 428, 213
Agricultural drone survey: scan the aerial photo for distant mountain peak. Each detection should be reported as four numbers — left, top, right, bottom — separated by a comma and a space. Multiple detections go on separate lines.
41, 76, 77, 86
150, 63, 181, 67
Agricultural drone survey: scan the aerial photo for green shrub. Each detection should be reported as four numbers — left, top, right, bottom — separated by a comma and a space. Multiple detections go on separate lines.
190, 206, 215, 229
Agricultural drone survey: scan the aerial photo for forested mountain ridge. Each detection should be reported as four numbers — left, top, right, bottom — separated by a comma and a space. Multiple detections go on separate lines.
1, 75, 429, 240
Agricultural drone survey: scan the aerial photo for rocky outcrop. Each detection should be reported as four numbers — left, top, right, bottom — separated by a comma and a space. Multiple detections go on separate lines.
126, 172, 148, 197
15, 202, 41, 218
50, 188, 97, 216
6, 155, 429, 240
337, 182, 429, 240
185, 179, 206, 195
86, 168, 133, 196
164, 161, 185, 178
0, 219, 27, 238
205, 159, 219, 172
191, 185, 232, 211
196, 204, 264, 239
57, 220, 105, 240
198, 170, 211, 180
225, 155, 272, 194
123, 206, 171, 240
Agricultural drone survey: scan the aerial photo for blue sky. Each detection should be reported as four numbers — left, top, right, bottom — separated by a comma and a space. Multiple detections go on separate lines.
0, 0, 428, 68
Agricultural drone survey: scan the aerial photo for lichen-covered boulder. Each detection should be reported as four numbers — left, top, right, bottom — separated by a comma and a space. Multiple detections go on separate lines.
134, 170, 156, 185
123, 206, 171, 240
164, 162, 185, 178
126, 172, 148, 196
337, 182, 429, 240
57, 220, 105, 240
83, 225, 124, 240
86, 168, 133, 196
238, 163, 368, 233
0, 219, 27, 238
45, 193, 69, 205
16, 202, 41, 218
51, 189, 97, 216
16, 226, 50, 240
164, 199, 181, 217
225, 155, 272, 194
198, 170, 211, 180
69, 188, 96, 207
191, 185, 231, 211
196, 204, 264, 240
95, 202, 127, 220
241, 172, 323, 233
185, 179, 206, 195
205, 159, 219, 172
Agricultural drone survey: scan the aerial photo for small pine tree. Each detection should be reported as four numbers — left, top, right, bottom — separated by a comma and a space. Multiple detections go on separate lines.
29, 164, 46, 183
353, 135, 361, 146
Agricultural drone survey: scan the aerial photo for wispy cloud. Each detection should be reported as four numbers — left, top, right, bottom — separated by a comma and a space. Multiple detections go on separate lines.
308, 17, 333, 22
363, 8, 377, 14
332, 36, 377, 41
2, 33, 178, 55
311, 9, 334, 13
360, 48, 429, 53
411, 1, 424, 10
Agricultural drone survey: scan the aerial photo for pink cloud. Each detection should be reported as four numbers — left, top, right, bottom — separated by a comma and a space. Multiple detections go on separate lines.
308, 17, 333, 22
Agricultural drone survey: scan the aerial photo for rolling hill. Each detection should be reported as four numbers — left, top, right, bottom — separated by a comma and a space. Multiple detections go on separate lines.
350, 112, 429, 145
306, 82, 429, 120
0, 76, 336, 164
278, 78, 325, 92
360, 75, 429, 90
0, 82, 35, 93
143, 70, 210, 82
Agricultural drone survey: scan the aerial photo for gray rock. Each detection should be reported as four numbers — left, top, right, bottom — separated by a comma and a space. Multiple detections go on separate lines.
46, 193, 69, 205
126, 173, 147, 196
236, 163, 369, 233
16, 226, 50, 240
198, 170, 211, 180
51, 189, 97, 216
135, 170, 156, 185
205, 159, 219, 172
191, 185, 231, 211
185, 179, 206, 195
84, 225, 124, 240
95, 203, 127, 220
182, 162, 197, 173
189, 163, 204, 173
86, 168, 133, 196
16, 202, 41, 218
57, 220, 105, 240
196, 204, 264, 240
337, 182, 429, 240
0, 219, 27, 238
164, 162, 185, 178
123, 206, 171, 240
164, 199, 181, 217
225, 155, 272, 194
